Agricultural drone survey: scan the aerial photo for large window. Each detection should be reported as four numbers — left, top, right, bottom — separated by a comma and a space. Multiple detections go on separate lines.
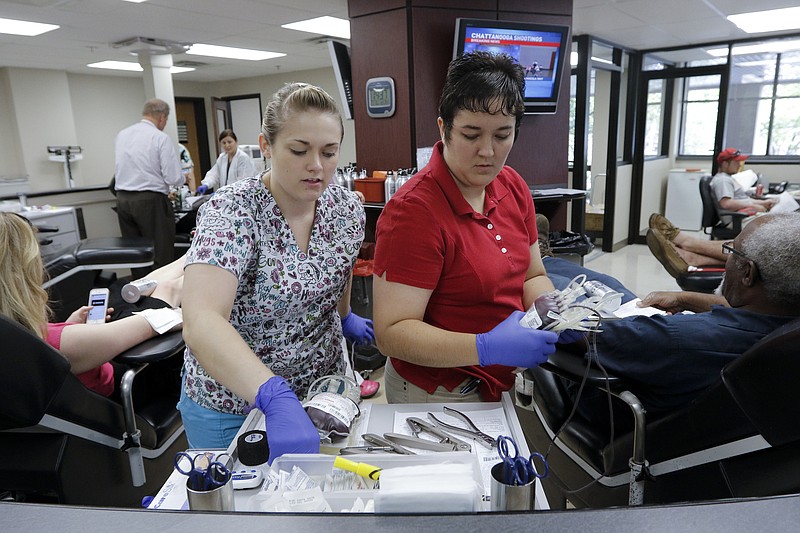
676, 38, 800, 158
679, 75, 721, 156
568, 72, 595, 167
726, 47, 800, 156
644, 79, 665, 156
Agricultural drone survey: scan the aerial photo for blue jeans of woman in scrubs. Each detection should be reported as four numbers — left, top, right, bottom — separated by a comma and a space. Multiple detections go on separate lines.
177, 381, 246, 449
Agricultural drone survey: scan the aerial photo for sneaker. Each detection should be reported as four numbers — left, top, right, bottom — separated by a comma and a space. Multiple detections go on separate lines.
536, 213, 554, 258
646, 228, 689, 278
648, 213, 680, 242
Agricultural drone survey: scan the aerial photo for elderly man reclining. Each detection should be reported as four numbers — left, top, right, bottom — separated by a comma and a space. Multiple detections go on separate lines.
560, 214, 799, 426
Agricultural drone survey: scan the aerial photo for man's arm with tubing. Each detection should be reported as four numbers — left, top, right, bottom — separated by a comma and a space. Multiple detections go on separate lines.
639, 290, 729, 314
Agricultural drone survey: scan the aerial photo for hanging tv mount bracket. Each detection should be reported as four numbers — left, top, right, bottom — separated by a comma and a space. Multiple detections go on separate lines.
111, 37, 191, 56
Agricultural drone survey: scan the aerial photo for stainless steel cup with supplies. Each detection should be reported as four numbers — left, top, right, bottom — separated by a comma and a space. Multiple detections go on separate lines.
490, 435, 547, 512
175, 451, 235, 512
490, 462, 536, 511
186, 476, 235, 511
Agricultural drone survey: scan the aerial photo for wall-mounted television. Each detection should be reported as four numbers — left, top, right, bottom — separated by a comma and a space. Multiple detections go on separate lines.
327, 39, 353, 120
453, 18, 571, 114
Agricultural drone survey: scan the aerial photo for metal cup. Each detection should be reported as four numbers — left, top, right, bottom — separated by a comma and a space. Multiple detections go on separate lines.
186, 476, 235, 512
490, 462, 536, 512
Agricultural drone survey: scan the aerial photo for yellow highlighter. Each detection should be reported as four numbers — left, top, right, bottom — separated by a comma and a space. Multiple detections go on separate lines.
333, 456, 382, 480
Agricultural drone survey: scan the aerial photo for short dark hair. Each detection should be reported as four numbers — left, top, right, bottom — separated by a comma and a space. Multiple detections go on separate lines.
438, 52, 526, 141
219, 129, 237, 142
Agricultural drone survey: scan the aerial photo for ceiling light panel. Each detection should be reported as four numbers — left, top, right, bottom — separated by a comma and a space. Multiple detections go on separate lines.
0, 17, 59, 36
281, 16, 350, 40
87, 60, 195, 73
187, 43, 285, 61
728, 7, 800, 34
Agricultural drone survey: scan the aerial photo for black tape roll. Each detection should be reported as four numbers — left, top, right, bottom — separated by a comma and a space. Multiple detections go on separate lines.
237, 430, 269, 466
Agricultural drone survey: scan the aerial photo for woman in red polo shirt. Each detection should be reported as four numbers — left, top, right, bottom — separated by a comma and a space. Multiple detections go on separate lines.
373, 52, 569, 403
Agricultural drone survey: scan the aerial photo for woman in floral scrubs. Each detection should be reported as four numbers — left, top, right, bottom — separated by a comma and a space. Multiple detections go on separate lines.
178, 83, 365, 458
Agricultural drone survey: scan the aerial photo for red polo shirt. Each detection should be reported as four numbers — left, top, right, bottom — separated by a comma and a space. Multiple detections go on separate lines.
373, 141, 538, 401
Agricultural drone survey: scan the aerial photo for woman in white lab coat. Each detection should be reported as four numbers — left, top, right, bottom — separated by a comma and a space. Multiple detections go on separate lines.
196, 129, 256, 194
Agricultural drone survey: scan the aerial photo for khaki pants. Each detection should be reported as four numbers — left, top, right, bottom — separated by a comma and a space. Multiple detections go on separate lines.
383, 357, 481, 404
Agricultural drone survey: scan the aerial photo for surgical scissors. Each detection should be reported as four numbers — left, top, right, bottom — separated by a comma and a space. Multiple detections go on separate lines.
427, 406, 496, 448
405, 417, 472, 452
174, 451, 232, 491
339, 433, 417, 455
496, 435, 548, 486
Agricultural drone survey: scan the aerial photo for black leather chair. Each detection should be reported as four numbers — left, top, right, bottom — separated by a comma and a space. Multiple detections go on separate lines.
699, 175, 748, 240
513, 317, 800, 509
675, 268, 725, 293
0, 316, 187, 507
43, 237, 155, 322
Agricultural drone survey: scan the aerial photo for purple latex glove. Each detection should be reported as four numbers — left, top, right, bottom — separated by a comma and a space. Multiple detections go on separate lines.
476, 310, 558, 368
195, 184, 209, 195
254, 376, 320, 464
341, 309, 375, 346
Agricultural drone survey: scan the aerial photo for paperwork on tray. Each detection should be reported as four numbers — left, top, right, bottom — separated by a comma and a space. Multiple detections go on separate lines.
613, 298, 668, 318
769, 191, 800, 214
532, 187, 586, 197
734, 169, 759, 189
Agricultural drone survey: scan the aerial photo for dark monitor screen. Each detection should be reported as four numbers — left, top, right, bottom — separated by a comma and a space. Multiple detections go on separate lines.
453, 18, 571, 114
327, 40, 353, 120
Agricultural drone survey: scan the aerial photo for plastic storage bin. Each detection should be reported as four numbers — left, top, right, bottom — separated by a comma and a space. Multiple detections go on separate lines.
354, 177, 387, 203
267, 452, 486, 513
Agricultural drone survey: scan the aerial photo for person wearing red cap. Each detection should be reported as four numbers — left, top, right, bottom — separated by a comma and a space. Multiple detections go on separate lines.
711, 148, 775, 216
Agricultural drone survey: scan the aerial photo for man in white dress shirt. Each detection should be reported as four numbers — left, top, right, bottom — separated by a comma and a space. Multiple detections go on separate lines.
114, 99, 184, 277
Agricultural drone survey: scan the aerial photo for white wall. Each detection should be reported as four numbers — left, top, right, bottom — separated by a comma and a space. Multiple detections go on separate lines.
178, 67, 357, 167
612, 164, 633, 249
0, 66, 355, 197
639, 157, 674, 234
6, 68, 80, 190
69, 73, 146, 186
0, 69, 24, 181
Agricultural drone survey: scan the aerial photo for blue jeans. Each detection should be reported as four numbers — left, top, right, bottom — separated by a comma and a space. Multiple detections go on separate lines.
177, 382, 246, 449
543, 256, 637, 303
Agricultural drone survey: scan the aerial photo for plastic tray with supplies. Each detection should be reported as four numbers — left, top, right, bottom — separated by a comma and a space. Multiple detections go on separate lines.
240, 452, 485, 513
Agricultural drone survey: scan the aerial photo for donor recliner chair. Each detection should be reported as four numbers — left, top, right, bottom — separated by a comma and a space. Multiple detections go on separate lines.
0, 316, 187, 507
699, 175, 748, 240
514, 317, 800, 509
43, 236, 156, 322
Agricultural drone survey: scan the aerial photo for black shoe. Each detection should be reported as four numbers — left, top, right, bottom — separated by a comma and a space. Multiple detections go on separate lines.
536, 214, 554, 257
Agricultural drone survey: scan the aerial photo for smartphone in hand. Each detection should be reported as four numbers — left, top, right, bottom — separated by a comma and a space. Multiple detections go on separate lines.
86, 288, 110, 324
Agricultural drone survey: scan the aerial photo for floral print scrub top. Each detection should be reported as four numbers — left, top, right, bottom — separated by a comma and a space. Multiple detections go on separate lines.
183, 176, 365, 414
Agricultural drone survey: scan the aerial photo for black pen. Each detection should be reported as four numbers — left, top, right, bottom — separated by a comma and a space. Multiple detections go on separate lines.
460, 378, 481, 395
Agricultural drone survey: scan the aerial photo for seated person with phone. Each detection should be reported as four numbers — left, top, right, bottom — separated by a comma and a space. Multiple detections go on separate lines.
0, 212, 183, 399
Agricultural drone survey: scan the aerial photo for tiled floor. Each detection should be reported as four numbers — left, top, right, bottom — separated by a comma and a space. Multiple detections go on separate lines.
582, 241, 682, 298
361, 238, 687, 405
